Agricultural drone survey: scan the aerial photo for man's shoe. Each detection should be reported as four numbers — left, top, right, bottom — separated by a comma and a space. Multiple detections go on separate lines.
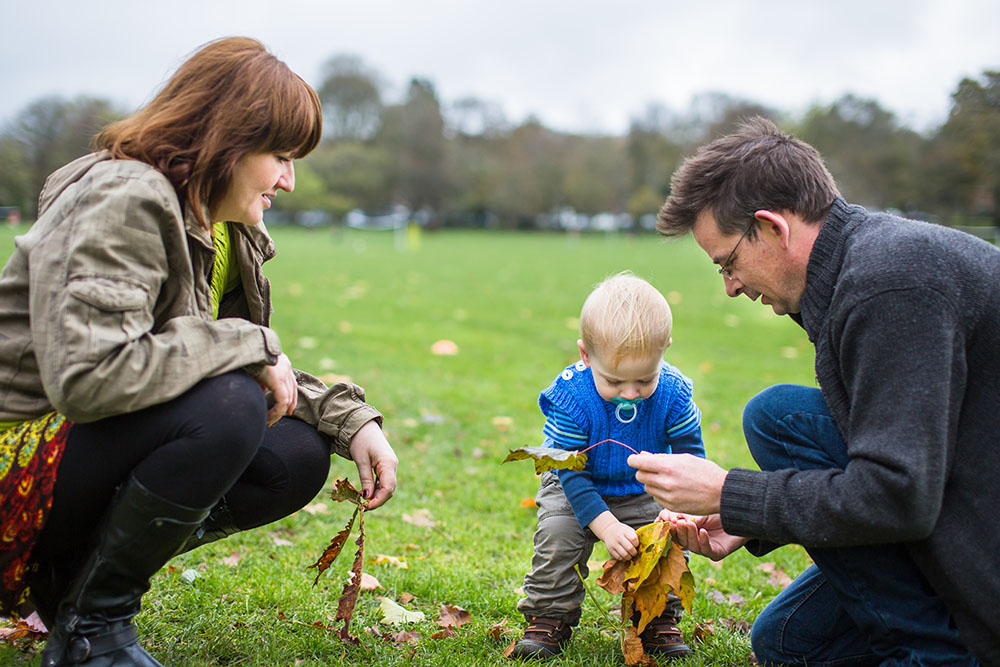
507, 617, 572, 659
640, 614, 693, 660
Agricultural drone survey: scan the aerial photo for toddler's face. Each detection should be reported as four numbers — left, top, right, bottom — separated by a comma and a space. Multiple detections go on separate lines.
582, 348, 662, 403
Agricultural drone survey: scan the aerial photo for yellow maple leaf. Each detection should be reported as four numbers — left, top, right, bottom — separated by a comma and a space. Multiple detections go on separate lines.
597, 520, 695, 636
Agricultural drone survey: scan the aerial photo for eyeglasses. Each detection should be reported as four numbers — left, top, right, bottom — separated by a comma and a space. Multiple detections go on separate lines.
717, 219, 756, 281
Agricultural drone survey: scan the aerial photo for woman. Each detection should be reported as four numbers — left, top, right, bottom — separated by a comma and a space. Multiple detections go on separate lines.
0, 37, 397, 666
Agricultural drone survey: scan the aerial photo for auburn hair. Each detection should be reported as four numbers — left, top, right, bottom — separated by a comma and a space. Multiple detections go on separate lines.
94, 36, 322, 230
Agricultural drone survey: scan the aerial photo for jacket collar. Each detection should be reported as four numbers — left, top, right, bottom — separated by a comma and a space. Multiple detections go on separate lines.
184, 207, 276, 263
798, 198, 867, 341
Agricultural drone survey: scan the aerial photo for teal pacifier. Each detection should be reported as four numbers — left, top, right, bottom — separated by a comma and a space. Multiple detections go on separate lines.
610, 397, 642, 423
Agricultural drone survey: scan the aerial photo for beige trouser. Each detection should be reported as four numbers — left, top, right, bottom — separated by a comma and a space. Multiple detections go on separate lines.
517, 472, 686, 626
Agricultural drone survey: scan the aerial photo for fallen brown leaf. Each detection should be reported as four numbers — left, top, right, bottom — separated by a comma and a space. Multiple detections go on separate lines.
487, 620, 511, 640
437, 604, 471, 628
402, 509, 437, 528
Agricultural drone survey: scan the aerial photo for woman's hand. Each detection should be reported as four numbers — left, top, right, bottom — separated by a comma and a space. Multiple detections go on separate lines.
657, 510, 747, 561
254, 353, 298, 427
348, 420, 398, 510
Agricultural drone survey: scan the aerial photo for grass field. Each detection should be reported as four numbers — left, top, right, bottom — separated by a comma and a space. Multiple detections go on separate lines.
0, 224, 817, 666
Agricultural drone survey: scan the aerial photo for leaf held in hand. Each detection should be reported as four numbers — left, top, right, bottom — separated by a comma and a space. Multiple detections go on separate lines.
597, 520, 695, 638
502, 446, 588, 473
306, 478, 370, 643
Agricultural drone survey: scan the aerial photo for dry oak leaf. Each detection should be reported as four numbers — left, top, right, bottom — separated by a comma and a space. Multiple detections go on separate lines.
436, 604, 472, 629
502, 446, 588, 474
398, 592, 416, 605
431, 627, 458, 639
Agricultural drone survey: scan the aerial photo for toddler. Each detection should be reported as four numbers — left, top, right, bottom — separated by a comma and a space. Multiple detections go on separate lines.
510, 272, 704, 660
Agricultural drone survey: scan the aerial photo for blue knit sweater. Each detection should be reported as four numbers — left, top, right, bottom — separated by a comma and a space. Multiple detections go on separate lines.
539, 360, 704, 527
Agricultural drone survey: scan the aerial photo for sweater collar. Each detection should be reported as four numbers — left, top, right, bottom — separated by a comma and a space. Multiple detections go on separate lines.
798, 198, 867, 340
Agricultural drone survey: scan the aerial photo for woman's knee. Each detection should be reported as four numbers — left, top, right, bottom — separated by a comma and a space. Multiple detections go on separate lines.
262, 419, 331, 500
179, 372, 268, 462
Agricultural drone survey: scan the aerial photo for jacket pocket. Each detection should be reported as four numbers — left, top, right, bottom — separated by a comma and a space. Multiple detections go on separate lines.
65, 276, 153, 363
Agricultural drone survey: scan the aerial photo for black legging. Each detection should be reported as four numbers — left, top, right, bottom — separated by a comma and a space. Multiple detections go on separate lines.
32, 371, 331, 563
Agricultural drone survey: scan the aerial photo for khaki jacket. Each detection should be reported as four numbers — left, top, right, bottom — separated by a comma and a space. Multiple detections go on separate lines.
0, 152, 379, 458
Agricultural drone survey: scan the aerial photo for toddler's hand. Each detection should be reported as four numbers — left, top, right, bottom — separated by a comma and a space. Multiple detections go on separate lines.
590, 512, 639, 561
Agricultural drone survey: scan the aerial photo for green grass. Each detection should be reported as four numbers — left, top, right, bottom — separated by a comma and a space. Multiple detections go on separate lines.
0, 224, 816, 666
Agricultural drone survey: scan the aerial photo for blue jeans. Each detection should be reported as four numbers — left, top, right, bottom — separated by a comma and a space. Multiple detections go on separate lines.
742, 385, 977, 666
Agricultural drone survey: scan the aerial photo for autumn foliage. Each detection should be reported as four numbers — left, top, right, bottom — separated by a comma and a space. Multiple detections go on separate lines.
307, 478, 368, 643
597, 521, 695, 665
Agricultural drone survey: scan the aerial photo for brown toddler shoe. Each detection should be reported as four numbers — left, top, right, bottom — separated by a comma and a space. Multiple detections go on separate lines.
640, 614, 693, 660
506, 617, 572, 659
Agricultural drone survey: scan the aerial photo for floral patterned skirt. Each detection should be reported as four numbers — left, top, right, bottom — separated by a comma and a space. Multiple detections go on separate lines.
0, 413, 70, 616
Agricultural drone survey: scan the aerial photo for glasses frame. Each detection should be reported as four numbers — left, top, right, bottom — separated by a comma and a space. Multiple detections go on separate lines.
717, 218, 757, 280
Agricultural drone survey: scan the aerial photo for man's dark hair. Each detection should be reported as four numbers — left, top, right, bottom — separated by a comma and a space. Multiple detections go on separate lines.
657, 116, 840, 238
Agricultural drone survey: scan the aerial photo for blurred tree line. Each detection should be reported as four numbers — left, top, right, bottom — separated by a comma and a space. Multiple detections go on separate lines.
1, 58, 997, 231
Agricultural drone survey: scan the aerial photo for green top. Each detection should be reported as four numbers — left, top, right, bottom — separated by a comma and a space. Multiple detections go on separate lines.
211, 221, 241, 319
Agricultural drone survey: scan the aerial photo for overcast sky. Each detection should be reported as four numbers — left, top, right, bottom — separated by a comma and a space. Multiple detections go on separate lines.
3, 0, 998, 135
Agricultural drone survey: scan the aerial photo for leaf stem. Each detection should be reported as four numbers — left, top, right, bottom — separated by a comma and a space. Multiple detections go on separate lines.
574, 564, 622, 631
580, 439, 639, 456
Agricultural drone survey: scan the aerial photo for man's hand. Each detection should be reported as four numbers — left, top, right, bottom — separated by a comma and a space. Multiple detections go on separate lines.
253, 353, 298, 427
348, 420, 398, 510
658, 510, 747, 561
627, 452, 728, 515
589, 511, 639, 561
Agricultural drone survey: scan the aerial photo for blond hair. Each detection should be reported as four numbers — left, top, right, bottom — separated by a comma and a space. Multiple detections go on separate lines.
579, 272, 672, 365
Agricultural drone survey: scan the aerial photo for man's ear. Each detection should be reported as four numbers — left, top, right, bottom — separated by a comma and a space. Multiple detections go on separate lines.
753, 209, 791, 248
577, 339, 592, 367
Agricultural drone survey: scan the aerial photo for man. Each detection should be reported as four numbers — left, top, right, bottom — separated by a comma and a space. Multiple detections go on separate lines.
628, 117, 999, 665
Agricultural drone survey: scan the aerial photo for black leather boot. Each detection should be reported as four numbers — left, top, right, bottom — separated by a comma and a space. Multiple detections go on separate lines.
40, 476, 210, 666
177, 496, 240, 555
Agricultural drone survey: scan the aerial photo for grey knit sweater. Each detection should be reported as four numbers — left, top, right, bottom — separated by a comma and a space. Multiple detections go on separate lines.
721, 198, 1000, 662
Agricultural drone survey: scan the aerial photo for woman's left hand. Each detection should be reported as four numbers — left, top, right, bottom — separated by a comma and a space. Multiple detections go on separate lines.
348, 420, 398, 510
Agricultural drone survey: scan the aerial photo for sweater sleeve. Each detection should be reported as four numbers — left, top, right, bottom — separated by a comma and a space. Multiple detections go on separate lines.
721, 288, 963, 547
666, 397, 705, 458
544, 405, 610, 529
